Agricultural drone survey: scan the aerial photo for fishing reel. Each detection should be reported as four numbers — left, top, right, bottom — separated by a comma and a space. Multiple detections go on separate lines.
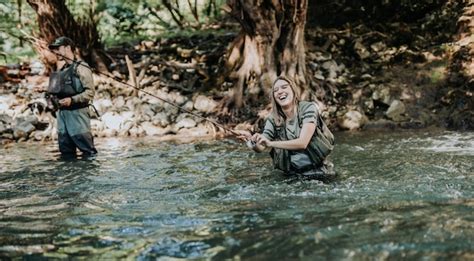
246, 140, 256, 149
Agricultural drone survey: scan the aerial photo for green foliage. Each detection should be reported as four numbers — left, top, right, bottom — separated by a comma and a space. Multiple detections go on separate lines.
95, 0, 227, 46
0, 0, 225, 62
0, 1, 37, 64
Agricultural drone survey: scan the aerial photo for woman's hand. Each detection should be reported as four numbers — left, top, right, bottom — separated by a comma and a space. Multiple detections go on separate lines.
252, 133, 272, 148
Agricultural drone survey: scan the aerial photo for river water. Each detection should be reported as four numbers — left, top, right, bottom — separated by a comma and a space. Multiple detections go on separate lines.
0, 130, 473, 259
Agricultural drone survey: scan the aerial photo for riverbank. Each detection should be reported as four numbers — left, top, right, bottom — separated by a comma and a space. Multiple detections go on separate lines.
1, 19, 472, 145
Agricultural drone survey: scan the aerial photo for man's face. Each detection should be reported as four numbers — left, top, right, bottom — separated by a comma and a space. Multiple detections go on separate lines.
53, 45, 70, 61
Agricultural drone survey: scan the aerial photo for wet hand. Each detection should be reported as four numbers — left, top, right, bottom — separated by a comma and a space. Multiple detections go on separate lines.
59, 97, 72, 107
252, 133, 271, 147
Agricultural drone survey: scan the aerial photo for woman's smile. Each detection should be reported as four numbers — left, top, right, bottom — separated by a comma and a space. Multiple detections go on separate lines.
273, 80, 294, 107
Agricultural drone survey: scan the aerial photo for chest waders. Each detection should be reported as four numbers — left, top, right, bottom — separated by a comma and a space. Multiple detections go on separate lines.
48, 61, 97, 156
268, 101, 335, 175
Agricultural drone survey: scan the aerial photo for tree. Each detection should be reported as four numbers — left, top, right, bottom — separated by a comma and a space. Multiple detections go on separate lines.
219, 0, 308, 111
444, 0, 474, 129
26, 0, 108, 71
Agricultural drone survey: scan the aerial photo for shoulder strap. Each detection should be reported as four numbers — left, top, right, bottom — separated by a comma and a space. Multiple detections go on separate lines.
72, 60, 81, 77
70, 60, 86, 95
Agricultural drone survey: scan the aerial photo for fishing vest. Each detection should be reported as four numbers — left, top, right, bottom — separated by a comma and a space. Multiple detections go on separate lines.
48, 61, 84, 99
268, 101, 335, 172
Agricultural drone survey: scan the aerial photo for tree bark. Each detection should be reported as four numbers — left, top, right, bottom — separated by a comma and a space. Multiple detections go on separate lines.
443, 1, 474, 129
26, 0, 108, 72
221, 0, 308, 109
449, 1, 474, 83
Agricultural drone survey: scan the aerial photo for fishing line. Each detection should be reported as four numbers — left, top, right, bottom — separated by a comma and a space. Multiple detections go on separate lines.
50, 51, 241, 137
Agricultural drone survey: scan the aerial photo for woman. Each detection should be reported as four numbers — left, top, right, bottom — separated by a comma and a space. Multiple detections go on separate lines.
238, 76, 335, 181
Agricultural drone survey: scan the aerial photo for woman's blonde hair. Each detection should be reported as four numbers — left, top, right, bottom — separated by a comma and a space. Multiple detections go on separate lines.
270, 75, 300, 126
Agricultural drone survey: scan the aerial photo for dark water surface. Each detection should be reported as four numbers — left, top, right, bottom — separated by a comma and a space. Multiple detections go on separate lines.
0, 130, 473, 259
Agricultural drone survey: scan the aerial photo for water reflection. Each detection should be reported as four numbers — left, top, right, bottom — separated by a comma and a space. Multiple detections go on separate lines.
0, 130, 473, 259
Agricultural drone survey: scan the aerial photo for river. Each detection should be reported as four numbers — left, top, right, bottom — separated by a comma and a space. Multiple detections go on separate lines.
0, 129, 473, 259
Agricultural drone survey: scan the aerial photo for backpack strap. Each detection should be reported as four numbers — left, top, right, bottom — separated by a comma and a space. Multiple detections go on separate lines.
70, 60, 85, 95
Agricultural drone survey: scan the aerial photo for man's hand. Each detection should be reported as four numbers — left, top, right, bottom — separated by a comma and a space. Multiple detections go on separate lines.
59, 97, 72, 107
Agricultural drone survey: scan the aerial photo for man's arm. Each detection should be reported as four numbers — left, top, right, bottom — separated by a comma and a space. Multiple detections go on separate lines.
71, 62, 94, 104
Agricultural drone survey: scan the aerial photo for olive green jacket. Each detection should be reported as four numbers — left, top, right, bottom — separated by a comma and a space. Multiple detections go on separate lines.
264, 101, 334, 172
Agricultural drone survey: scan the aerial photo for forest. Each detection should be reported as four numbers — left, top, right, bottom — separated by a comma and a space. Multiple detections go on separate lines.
0, 0, 473, 143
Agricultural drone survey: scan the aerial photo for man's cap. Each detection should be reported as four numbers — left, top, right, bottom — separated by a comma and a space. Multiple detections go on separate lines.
48, 36, 74, 50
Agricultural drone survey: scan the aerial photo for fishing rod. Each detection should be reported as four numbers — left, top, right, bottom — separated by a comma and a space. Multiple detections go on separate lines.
49, 49, 242, 137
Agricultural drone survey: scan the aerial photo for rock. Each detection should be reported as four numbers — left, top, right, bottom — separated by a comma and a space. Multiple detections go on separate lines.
183, 101, 194, 111
363, 119, 398, 130
354, 40, 370, 60
194, 95, 217, 113
93, 98, 113, 115
152, 112, 170, 127
175, 117, 197, 129
0, 104, 12, 117
141, 40, 155, 49
0, 114, 12, 125
140, 104, 155, 121
322, 60, 338, 71
314, 71, 325, 80
125, 97, 142, 112
141, 121, 170, 136
338, 110, 368, 130
13, 121, 35, 140
386, 100, 406, 121
372, 86, 392, 105
14, 115, 38, 126
2, 133, 14, 140
177, 125, 209, 137
313, 52, 332, 62
400, 120, 426, 129
170, 91, 187, 105
119, 118, 135, 135
0, 122, 8, 134
129, 125, 145, 137
91, 119, 105, 133
308, 62, 319, 70
370, 41, 386, 53
102, 112, 126, 131
102, 128, 117, 137
322, 60, 339, 81
177, 47, 193, 58
163, 103, 180, 117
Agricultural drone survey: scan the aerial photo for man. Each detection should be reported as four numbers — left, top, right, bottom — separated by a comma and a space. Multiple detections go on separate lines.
48, 36, 97, 156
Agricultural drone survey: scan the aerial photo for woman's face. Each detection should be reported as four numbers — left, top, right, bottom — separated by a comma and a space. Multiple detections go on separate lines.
273, 79, 295, 108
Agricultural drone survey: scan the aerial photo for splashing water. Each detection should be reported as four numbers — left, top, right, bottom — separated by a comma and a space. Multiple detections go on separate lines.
0, 130, 473, 259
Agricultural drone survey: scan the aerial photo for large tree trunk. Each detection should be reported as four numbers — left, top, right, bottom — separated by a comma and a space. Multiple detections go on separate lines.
26, 0, 108, 72
221, 0, 308, 110
444, 1, 474, 130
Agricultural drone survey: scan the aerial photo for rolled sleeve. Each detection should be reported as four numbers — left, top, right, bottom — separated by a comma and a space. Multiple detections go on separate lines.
262, 118, 276, 140
300, 102, 318, 124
